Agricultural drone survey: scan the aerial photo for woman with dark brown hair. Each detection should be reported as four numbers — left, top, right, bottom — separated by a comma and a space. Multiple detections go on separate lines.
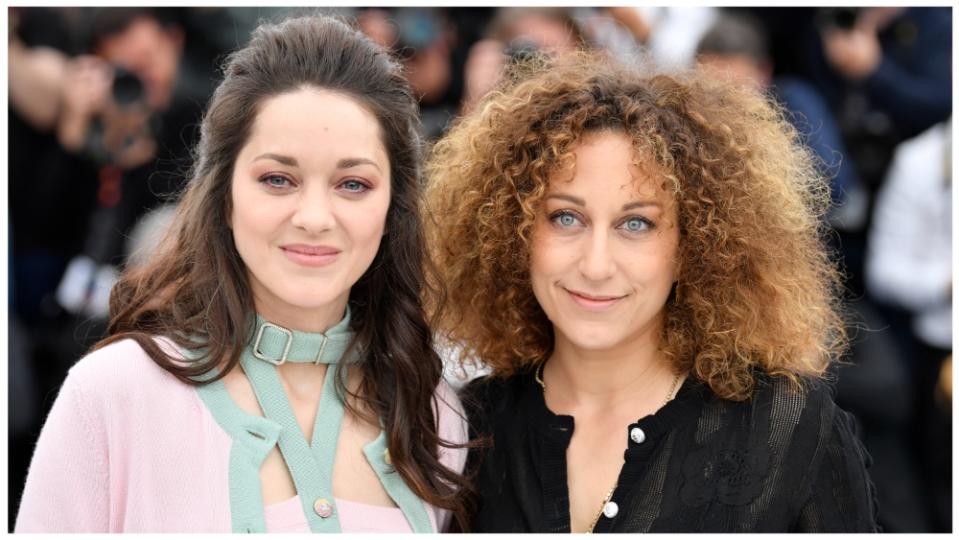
16, 14, 468, 533
426, 51, 879, 532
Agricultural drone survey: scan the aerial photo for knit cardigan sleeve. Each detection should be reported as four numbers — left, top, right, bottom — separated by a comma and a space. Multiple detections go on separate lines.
432, 379, 470, 532
15, 367, 110, 532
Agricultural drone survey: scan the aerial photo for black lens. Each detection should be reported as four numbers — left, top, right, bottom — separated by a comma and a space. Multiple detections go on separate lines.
111, 67, 145, 106
818, 7, 860, 31
833, 8, 859, 30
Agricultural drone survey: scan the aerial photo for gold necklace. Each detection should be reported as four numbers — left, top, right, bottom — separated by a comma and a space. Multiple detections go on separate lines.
534, 361, 683, 403
535, 361, 683, 532
585, 486, 616, 534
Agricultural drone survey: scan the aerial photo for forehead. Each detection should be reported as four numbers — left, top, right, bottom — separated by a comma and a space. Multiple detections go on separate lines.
549, 130, 672, 199
242, 88, 389, 165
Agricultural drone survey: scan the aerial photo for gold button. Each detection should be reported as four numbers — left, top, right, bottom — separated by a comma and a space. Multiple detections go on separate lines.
313, 497, 333, 518
384, 449, 392, 465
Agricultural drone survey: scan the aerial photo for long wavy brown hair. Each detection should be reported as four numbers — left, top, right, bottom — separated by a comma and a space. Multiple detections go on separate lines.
94, 14, 470, 528
425, 51, 847, 401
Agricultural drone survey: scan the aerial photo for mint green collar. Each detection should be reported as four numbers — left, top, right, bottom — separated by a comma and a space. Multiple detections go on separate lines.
249, 309, 356, 365
190, 309, 434, 533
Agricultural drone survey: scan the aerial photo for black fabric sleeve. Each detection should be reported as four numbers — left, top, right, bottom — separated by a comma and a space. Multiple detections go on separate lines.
794, 402, 882, 532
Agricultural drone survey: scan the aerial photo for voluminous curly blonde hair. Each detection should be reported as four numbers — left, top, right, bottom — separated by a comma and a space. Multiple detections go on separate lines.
424, 51, 846, 401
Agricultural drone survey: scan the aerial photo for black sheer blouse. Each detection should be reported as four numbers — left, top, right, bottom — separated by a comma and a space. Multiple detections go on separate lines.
462, 371, 880, 533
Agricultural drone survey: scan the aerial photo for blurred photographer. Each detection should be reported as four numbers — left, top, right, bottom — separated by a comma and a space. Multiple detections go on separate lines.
819, 8, 892, 81
57, 9, 182, 170
358, 7, 460, 140
816, 7, 951, 146
460, 8, 585, 114
54, 8, 211, 320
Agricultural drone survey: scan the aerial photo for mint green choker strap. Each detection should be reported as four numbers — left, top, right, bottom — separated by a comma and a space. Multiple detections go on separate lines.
250, 311, 355, 366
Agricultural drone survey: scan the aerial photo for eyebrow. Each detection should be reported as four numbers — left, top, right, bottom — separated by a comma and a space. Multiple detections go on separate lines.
336, 157, 382, 172
546, 193, 662, 211
252, 153, 298, 167
251, 154, 382, 172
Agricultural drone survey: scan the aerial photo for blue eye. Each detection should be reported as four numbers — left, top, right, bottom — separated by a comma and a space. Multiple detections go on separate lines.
621, 217, 651, 233
550, 211, 582, 228
261, 175, 291, 188
340, 179, 369, 193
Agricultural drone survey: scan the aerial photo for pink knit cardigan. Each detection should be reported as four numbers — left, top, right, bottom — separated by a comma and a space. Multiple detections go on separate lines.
15, 338, 468, 532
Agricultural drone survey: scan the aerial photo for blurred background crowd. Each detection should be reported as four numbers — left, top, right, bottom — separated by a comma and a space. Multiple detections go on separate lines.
7, 6, 952, 532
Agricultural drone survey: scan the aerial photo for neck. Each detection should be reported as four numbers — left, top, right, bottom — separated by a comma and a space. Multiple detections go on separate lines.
253, 295, 349, 334
542, 329, 678, 413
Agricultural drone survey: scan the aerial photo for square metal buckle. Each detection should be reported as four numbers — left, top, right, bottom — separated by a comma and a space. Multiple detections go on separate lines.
314, 336, 328, 365
252, 322, 292, 366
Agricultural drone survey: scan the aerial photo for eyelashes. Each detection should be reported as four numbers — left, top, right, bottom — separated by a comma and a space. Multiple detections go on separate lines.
548, 209, 655, 234
621, 216, 652, 233
338, 179, 371, 194
551, 210, 583, 228
260, 174, 292, 189
256, 174, 372, 195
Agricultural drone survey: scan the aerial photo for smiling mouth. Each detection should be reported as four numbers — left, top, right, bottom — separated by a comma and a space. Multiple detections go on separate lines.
281, 245, 341, 267
564, 288, 626, 311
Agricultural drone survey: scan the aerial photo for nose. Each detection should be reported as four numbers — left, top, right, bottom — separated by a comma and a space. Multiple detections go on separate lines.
290, 186, 336, 234
578, 228, 616, 281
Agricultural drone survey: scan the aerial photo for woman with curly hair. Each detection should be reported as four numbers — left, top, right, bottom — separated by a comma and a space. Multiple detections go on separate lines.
425, 51, 878, 532
16, 15, 468, 532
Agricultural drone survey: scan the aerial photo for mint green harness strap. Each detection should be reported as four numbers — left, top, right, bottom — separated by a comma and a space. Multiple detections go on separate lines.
195, 376, 282, 533
363, 432, 435, 532
240, 353, 344, 532
189, 309, 436, 533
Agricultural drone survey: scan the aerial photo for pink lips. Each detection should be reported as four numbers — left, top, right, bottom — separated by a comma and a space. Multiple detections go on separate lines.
565, 288, 625, 311
281, 244, 341, 267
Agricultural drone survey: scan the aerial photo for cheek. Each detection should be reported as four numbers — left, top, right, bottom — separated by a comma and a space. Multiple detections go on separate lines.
665, 230, 681, 282
229, 185, 248, 244
531, 235, 577, 279
345, 190, 391, 250
650, 242, 681, 288
528, 228, 553, 284
229, 181, 276, 249
528, 228, 567, 307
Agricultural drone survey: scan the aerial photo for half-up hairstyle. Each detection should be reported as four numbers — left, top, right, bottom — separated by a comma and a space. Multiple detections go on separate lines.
96, 13, 470, 528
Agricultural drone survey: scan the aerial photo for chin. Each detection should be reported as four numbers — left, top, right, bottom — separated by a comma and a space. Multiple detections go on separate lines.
569, 337, 625, 352
274, 287, 345, 312
556, 322, 627, 352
